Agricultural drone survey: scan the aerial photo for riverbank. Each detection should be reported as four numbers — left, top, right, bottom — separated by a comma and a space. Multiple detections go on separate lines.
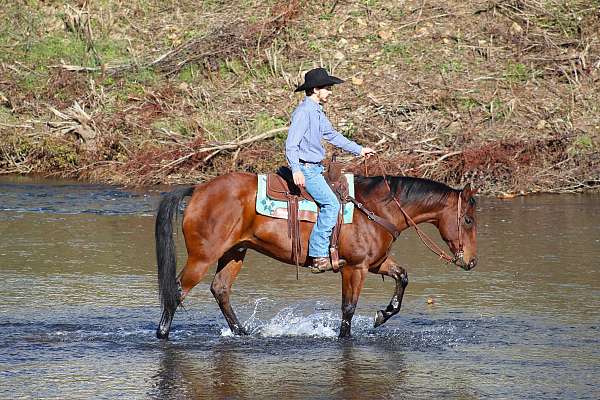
1, 0, 598, 195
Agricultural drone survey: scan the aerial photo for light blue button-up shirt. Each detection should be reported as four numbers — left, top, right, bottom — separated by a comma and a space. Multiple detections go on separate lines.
285, 97, 362, 173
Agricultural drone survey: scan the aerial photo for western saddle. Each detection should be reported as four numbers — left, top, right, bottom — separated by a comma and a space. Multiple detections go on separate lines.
266, 159, 349, 273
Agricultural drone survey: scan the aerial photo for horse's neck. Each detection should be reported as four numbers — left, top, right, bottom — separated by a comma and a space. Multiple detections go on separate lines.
387, 201, 441, 232
357, 179, 444, 231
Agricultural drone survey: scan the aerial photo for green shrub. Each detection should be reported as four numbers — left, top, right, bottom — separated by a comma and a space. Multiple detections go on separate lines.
440, 60, 463, 74
503, 62, 529, 83
254, 112, 286, 132
382, 43, 412, 64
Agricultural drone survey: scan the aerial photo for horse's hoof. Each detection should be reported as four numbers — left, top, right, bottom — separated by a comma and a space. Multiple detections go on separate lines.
233, 325, 249, 336
156, 327, 170, 340
374, 310, 386, 328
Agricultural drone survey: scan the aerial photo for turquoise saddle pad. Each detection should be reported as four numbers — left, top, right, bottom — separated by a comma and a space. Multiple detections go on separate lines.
256, 174, 355, 224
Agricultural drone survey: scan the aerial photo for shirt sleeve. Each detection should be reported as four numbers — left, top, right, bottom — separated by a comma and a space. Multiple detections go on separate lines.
320, 114, 362, 156
285, 109, 309, 173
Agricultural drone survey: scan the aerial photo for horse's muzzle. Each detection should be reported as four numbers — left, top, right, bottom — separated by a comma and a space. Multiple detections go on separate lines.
454, 254, 478, 271
462, 257, 478, 271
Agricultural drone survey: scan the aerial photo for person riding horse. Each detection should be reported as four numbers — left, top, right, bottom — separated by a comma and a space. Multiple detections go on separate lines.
285, 67, 375, 274
153, 67, 478, 340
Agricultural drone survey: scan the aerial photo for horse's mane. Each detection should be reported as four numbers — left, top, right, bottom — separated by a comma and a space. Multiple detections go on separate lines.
355, 175, 458, 208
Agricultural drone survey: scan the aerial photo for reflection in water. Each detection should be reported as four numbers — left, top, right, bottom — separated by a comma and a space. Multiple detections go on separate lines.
152, 344, 257, 399
153, 346, 189, 400
333, 342, 407, 400
151, 340, 412, 400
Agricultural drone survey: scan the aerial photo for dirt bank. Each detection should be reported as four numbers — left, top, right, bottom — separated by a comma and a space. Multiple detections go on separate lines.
1, 0, 598, 195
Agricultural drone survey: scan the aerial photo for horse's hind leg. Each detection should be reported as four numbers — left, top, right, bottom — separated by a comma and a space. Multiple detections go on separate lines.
211, 247, 248, 335
157, 254, 215, 339
178, 255, 215, 300
371, 257, 408, 328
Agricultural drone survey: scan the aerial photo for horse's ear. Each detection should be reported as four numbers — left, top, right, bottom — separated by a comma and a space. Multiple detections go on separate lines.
461, 183, 477, 201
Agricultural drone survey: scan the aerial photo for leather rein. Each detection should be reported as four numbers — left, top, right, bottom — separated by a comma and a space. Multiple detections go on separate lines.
343, 155, 466, 264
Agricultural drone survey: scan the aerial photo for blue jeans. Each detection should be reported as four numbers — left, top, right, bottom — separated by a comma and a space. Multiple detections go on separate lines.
300, 164, 340, 258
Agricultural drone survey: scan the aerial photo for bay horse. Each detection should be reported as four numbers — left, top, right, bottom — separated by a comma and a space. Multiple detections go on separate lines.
155, 172, 478, 339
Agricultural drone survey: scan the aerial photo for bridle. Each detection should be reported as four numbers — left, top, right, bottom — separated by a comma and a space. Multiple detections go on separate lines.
363, 155, 468, 265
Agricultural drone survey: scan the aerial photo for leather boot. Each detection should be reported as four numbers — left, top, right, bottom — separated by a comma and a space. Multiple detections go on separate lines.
309, 257, 333, 273
309, 257, 347, 274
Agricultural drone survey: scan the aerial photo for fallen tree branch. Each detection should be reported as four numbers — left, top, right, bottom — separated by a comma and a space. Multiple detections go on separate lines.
47, 102, 99, 150
0, 122, 34, 129
417, 150, 463, 168
153, 126, 287, 174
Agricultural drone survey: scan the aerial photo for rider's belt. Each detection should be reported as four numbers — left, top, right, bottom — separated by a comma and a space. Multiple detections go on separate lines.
299, 159, 321, 165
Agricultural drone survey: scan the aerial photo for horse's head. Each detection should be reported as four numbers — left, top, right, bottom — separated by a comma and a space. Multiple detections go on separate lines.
438, 184, 478, 271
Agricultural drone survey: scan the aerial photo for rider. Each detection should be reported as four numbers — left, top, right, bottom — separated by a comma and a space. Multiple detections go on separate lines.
285, 67, 375, 273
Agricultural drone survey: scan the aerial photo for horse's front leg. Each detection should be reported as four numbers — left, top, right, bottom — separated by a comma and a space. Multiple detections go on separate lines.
370, 256, 408, 328
339, 265, 368, 338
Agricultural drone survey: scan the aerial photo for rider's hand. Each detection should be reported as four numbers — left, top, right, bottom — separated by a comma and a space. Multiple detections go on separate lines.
293, 171, 305, 187
361, 147, 376, 157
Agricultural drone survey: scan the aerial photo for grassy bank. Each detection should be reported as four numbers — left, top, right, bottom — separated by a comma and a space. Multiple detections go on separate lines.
1, 0, 599, 194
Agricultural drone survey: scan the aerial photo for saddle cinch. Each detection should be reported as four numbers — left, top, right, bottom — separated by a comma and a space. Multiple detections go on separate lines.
265, 160, 350, 273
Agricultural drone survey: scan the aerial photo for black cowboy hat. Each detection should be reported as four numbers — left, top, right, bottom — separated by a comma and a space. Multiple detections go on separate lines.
294, 67, 345, 92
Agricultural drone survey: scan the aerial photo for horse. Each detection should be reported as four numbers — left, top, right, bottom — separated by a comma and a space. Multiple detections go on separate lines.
155, 172, 478, 339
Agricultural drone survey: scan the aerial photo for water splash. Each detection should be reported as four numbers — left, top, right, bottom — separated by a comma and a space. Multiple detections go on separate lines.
219, 327, 234, 337
217, 299, 393, 338
216, 299, 481, 350
255, 308, 339, 338
218, 299, 340, 338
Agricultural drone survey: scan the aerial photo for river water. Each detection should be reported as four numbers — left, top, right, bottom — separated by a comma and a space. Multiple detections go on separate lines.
0, 175, 598, 399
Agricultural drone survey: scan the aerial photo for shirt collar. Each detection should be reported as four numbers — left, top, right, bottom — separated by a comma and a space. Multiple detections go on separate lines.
303, 96, 323, 112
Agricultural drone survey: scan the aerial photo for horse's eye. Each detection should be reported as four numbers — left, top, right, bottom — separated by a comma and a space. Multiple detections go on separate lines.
464, 216, 473, 225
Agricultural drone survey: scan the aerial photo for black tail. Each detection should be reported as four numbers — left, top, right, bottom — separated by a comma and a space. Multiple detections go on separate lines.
155, 186, 195, 317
